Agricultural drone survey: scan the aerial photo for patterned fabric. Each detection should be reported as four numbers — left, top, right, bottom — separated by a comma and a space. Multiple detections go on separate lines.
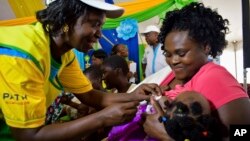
45, 92, 75, 125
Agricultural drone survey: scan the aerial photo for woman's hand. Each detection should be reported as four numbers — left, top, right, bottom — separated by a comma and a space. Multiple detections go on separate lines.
131, 83, 163, 97
160, 85, 171, 92
76, 103, 90, 118
143, 97, 174, 141
101, 101, 140, 127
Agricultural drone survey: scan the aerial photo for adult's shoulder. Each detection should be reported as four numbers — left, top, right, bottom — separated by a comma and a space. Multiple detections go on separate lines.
189, 62, 248, 109
194, 62, 233, 81
62, 50, 76, 66
191, 62, 239, 88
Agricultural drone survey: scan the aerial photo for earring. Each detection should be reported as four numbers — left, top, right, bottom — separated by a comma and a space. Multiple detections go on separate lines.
63, 25, 69, 33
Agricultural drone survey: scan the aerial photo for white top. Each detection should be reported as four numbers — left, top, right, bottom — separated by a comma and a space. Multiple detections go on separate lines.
142, 43, 168, 77
129, 61, 137, 83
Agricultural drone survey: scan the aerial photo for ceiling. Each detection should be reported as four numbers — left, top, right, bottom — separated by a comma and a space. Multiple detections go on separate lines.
201, 0, 242, 42
0, 0, 244, 43
115, 0, 243, 43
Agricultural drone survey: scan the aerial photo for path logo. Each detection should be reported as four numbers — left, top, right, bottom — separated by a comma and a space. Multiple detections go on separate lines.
2, 92, 29, 105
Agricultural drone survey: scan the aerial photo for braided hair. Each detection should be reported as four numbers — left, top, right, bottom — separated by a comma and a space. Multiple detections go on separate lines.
161, 101, 222, 141
91, 49, 108, 60
158, 2, 229, 58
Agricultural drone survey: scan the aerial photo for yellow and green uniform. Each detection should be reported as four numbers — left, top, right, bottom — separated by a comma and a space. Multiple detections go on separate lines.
0, 22, 92, 139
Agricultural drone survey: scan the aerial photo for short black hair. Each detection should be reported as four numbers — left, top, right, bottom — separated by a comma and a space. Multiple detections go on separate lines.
159, 2, 229, 58
102, 55, 129, 76
91, 49, 108, 60
83, 65, 103, 81
111, 44, 122, 56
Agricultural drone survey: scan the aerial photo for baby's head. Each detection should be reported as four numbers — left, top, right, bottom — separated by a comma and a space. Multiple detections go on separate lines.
162, 91, 221, 141
170, 91, 211, 119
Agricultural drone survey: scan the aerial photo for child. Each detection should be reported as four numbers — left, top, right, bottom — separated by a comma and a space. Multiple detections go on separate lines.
101, 55, 137, 93
111, 44, 138, 83
84, 65, 106, 92
158, 91, 221, 141
108, 91, 221, 141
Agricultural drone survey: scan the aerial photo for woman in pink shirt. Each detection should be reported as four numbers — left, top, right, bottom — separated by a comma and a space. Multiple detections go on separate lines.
143, 2, 250, 141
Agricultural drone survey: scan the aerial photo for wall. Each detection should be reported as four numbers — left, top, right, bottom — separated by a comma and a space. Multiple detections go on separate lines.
0, 0, 15, 20
202, 0, 250, 84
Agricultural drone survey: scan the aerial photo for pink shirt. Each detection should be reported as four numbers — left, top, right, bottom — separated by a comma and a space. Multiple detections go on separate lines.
160, 62, 248, 109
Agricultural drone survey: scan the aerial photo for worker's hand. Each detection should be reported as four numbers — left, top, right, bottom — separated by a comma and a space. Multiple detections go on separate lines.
143, 97, 174, 141
101, 101, 139, 127
130, 83, 163, 101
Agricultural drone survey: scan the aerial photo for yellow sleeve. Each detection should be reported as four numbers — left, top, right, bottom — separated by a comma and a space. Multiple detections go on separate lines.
59, 57, 93, 94
0, 56, 46, 128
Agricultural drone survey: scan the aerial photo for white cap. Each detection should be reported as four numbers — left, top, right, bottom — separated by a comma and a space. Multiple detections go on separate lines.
45, 0, 124, 18
141, 25, 160, 34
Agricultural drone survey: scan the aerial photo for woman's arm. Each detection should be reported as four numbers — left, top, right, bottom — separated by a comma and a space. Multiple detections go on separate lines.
75, 83, 162, 109
10, 101, 139, 141
214, 97, 250, 141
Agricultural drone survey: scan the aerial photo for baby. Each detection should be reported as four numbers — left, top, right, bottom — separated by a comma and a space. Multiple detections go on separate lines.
159, 91, 221, 141
108, 91, 221, 141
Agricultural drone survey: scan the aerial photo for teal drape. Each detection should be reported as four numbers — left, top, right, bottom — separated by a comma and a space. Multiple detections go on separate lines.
103, 0, 196, 29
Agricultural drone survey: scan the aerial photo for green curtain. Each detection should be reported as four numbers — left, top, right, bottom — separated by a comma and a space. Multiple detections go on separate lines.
103, 0, 196, 29
138, 44, 146, 81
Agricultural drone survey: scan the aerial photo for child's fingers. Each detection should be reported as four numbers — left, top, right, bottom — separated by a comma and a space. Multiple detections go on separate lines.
150, 97, 164, 116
